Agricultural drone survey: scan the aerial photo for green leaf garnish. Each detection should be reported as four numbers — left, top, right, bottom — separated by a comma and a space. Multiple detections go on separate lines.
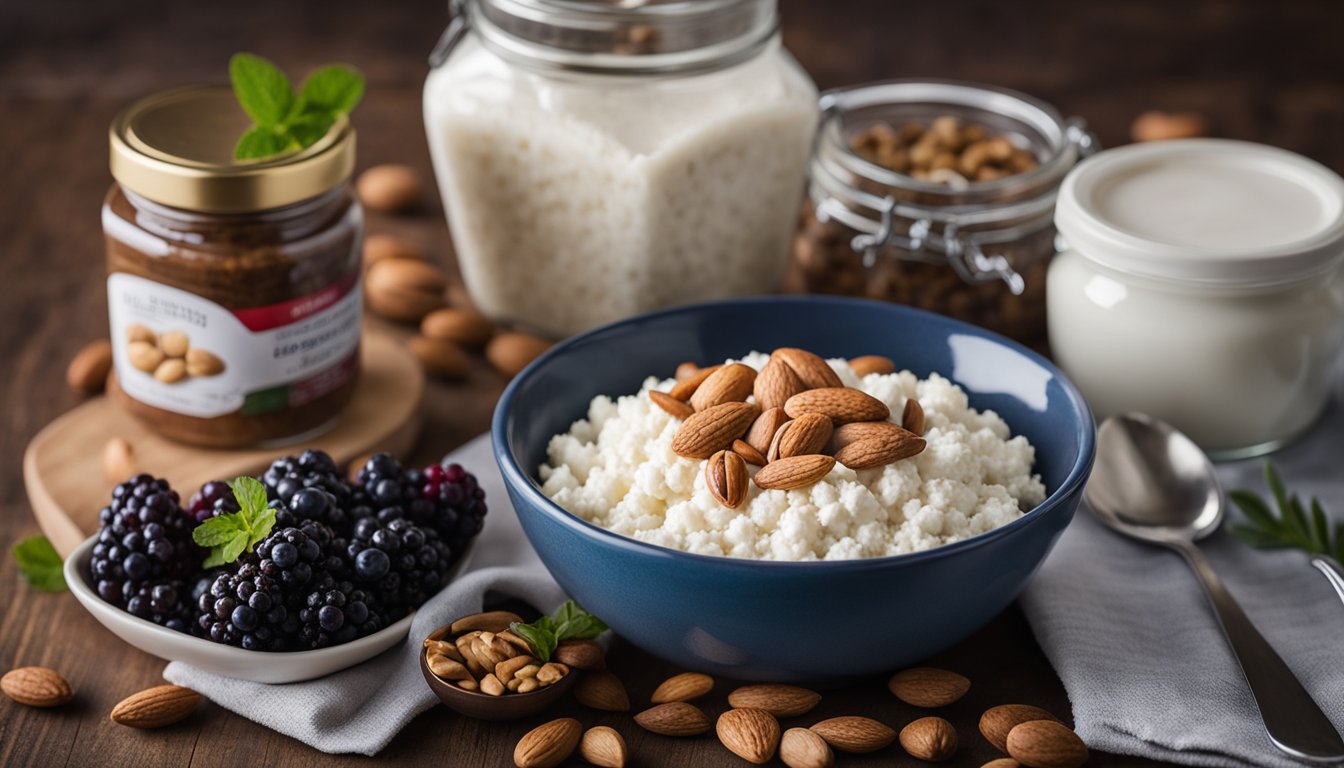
508, 600, 608, 663
1231, 461, 1342, 561
193, 476, 276, 568
229, 53, 364, 160
12, 536, 67, 592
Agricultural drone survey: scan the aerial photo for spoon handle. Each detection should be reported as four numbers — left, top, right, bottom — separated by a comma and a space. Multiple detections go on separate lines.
1172, 541, 1344, 762
1310, 554, 1344, 605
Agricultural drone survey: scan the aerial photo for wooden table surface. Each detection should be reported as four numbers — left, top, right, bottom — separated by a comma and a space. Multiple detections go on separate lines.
2, 1, 1341, 765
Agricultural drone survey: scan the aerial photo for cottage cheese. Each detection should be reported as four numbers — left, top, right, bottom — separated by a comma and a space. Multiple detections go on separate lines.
539, 353, 1046, 561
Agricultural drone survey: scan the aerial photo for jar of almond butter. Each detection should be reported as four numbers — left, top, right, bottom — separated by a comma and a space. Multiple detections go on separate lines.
104, 85, 363, 447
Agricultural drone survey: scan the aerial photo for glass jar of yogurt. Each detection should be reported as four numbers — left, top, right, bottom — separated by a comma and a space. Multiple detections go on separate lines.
1049, 139, 1344, 458
423, 0, 818, 337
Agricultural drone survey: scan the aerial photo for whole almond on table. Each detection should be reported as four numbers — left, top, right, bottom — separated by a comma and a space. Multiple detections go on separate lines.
728, 684, 822, 718
672, 401, 759, 459
67, 339, 113, 394
580, 725, 627, 768
486, 332, 553, 377
635, 702, 712, 736
705, 449, 749, 508
900, 716, 958, 761
903, 398, 926, 436
675, 361, 700, 380
731, 438, 767, 467
421, 307, 495, 348
745, 406, 789, 455
554, 639, 604, 670
809, 716, 897, 753
781, 727, 834, 768
773, 348, 844, 389
717, 707, 781, 764
365, 258, 449, 323
103, 437, 136, 483
849, 354, 896, 377
785, 387, 890, 424
983, 760, 1021, 768
888, 667, 971, 707
754, 355, 807, 411
775, 412, 833, 459
357, 163, 423, 213
1130, 110, 1210, 143
363, 233, 424, 268
668, 364, 721, 401
407, 335, 471, 380
2, 667, 73, 707
753, 454, 835, 491
689, 362, 756, 411
1006, 720, 1088, 768
650, 390, 695, 420
650, 671, 714, 704
979, 704, 1060, 752
514, 717, 582, 768
110, 685, 200, 728
574, 670, 630, 711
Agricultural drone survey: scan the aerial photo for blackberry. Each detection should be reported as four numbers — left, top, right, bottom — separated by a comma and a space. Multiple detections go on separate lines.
185, 480, 238, 523
261, 450, 352, 534
197, 562, 292, 650
294, 578, 375, 649
89, 474, 200, 632
347, 517, 453, 623
354, 453, 487, 554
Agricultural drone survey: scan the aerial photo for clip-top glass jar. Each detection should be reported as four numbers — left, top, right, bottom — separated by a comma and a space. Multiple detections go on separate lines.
104, 86, 363, 448
787, 80, 1095, 347
423, 0, 818, 337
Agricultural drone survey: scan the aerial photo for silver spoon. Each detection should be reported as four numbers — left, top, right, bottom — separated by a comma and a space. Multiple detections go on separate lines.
1087, 412, 1344, 763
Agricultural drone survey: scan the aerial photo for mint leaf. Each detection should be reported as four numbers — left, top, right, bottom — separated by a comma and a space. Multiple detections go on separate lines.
248, 505, 277, 549
235, 125, 296, 160
231, 476, 269, 517
509, 617, 557, 663
230, 53, 295, 125
553, 600, 607, 641
12, 536, 66, 592
284, 113, 337, 148
193, 515, 246, 547
298, 65, 365, 115
193, 476, 276, 567
203, 532, 249, 569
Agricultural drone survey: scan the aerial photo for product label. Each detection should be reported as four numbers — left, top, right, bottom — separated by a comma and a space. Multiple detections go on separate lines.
107, 272, 362, 419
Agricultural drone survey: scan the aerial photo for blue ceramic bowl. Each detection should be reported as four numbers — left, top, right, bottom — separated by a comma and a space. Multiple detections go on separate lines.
493, 296, 1094, 681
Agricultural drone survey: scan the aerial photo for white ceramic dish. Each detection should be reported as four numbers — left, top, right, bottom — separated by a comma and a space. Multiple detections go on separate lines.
65, 535, 473, 683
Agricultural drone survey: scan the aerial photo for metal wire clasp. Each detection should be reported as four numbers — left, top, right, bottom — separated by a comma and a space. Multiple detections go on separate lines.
429, 0, 471, 67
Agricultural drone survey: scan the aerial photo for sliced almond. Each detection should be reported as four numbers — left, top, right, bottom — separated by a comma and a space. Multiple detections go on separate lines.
689, 363, 756, 411
672, 402, 759, 459
753, 454, 835, 491
727, 684, 822, 718
717, 707, 781, 764
634, 702, 712, 736
784, 388, 890, 424
651, 672, 714, 704
775, 413, 833, 459
650, 390, 695, 420
888, 667, 970, 708
903, 398, 926, 436
754, 356, 807, 412
732, 438, 767, 467
773, 348, 843, 389
809, 716, 897, 753
849, 355, 896, 377
834, 434, 926, 470
668, 364, 722, 401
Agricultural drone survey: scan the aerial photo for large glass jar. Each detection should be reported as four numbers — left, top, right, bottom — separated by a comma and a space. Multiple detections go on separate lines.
423, 0, 818, 337
105, 86, 363, 448
787, 80, 1095, 347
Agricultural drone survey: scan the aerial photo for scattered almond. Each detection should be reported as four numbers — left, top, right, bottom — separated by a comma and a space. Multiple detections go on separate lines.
745, 407, 789, 455
983, 760, 1021, 768
979, 704, 1060, 753
357, 163, 423, 213
1, 667, 73, 707
809, 716, 897, 753
514, 717, 582, 768
450, 611, 523, 635
67, 340, 113, 394
650, 390, 695, 420
900, 716, 958, 761
706, 450, 749, 508
753, 454, 835, 491
110, 685, 199, 728
775, 412, 833, 459
849, 355, 896, 377
651, 671, 714, 704
784, 387, 890, 424
635, 701, 712, 736
366, 258, 448, 323
407, 336, 471, 380
835, 433, 926, 470
421, 307, 495, 348
486, 332, 552, 377
580, 725, 627, 768
732, 438, 767, 467
103, 437, 136, 483
774, 348, 843, 389
554, 639, 604, 670
1005, 720, 1088, 768
668, 364, 722, 401
727, 684, 822, 718
888, 667, 971, 708
781, 726, 834, 768
363, 233, 424, 268
575, 670, 630, 711
1131, 110, 1210, 143
903, 398, 926, 436
675, 361, 700, 380
754, 356, 807, 412
671, 401, 759, 459
689, 363, 757, 411
717, 707, 781, 764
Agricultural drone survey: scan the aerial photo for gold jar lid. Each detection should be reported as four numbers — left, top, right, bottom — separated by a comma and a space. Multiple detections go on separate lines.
109, 85, 356, 213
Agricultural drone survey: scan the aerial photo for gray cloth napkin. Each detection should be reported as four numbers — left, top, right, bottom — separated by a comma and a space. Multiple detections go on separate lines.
164, 434, 568, 756
1021, 399, 1344, 767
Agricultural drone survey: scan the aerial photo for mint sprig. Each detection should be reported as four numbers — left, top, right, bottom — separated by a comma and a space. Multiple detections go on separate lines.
229, 52, 364, 161
509, 600, 608, 663
192, 476, 277, 568
1230, 461, 1344, 562
12, 535, 67, 592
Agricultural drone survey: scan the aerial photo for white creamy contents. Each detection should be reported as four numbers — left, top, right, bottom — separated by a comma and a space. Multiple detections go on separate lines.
539, 354, 1045, 561
423, 38, 818, 337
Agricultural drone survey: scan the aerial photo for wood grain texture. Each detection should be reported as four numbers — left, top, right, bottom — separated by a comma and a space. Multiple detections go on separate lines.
1, 0, 1340, 766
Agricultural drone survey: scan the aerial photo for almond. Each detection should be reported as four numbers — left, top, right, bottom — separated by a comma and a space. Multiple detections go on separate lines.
575, 670, 630, 711
781, 727, 834, 768
668, 364, 722, 401
103, 437, 136, 483
366, 258, 448, 323
979, 704, 1060, 753
407, 336, 471, 380
983, 760, 1022, 768
357, 163, 423, 213
486, 332, 552, 377
428, 653, 471, 680
835, 434, 925, 470
554, 639, 604, 670
67, 340, 113, 394
650, 390, 695, 420
1, 667, 73, 707
495, 654, 537, 683
420, 307, 495, 348
154, 358, 187, 383
1005, 720, 1088, 768
450, 611, 524, 635
690, 363, 756, 411
732, 438, 767, 466
775, 413, 833, 459
746, 407, 789, 455
363, 233, 424, 268
785, 388, 890, 424
830, 420, 913, 451
158, 331, 189, 358
651, 671, 714, 703
675, 361, 700, 380
706, 450, 749, 508
110, 685, 199, 728
635, 702, 712, 736
753, 454, 835, 491
498, 629, 533, 655
774, 348, 843, 389
900, 716, 958, 761
809, 716, 897, 753
580, 725, 627, 768
766, 420, 790, 463
185, 347, 225, 377
1131, 110, 1210, 143
754, 356, 807, 412
903, 398, 926, 436
672, 401, 759, 459
514, 717, 582, 768
727, 684, 821, 718
849, 355, 896, 377
888, 667, 970, 708
481, 673, 507, 696
127, 341, 164, 373
717, 707, 781, 764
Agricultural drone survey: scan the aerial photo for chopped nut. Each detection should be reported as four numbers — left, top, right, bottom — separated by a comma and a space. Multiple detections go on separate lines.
536, 663, 569, 685
481, 673, 505, 697
515, 664, 540, 680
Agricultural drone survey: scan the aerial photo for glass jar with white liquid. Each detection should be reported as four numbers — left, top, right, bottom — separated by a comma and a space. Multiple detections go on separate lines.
423, 0, 818, 337
1048, 139, 1344, 458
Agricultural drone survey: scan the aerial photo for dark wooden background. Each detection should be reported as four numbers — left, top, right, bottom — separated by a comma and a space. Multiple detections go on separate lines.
3, 1, 1342, 765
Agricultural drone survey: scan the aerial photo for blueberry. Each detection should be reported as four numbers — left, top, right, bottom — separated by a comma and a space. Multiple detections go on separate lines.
355, 548, 390, 580
318, 605, 344, 632
290, 487, 328, 518
271, 542, 299, 568
123, 552, 150, 581
231, 605, 259, 632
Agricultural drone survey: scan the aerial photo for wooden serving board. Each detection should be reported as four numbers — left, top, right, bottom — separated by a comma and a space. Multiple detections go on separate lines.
24, 332, 425, 557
